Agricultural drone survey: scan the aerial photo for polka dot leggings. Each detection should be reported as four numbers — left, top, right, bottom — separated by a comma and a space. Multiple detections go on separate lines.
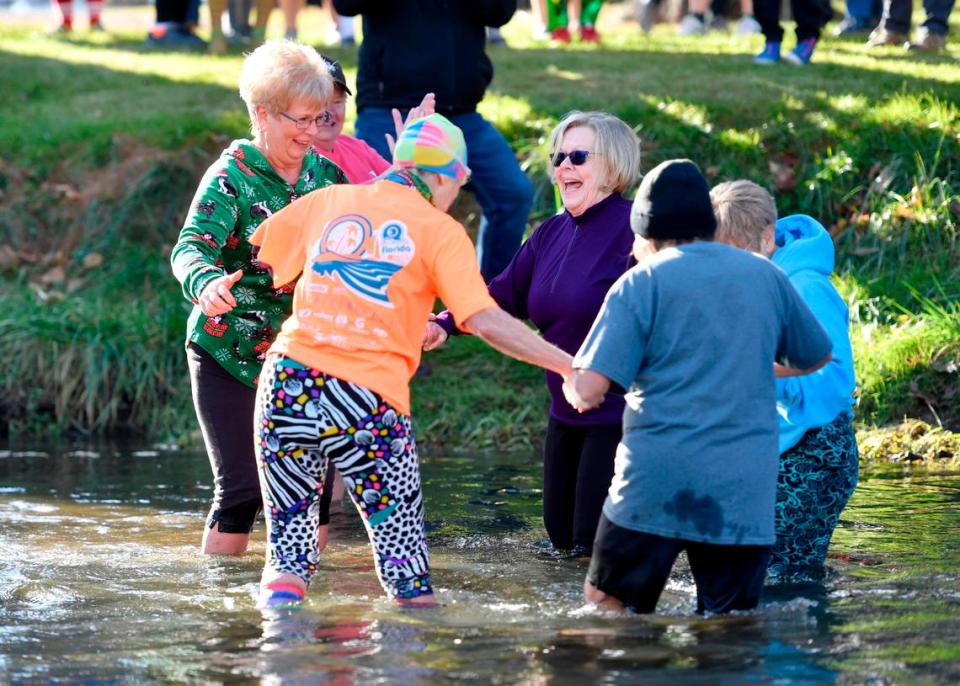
255, 356, 431, 600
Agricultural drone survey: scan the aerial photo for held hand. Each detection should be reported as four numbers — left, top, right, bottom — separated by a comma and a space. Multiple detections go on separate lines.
562, 378, 590, 413
198, 270, 243, 317
562, 369, 606, 413
385, 92, 437, 156
422, 316, 448, 351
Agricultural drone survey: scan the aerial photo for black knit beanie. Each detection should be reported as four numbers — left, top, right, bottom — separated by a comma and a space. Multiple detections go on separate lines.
630, 159, 717, 241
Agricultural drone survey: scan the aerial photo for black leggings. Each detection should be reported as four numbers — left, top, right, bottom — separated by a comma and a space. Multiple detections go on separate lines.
754, 0, 833, 42
542, 418, 621, 551
186, 343, 262, 533
187, 343, 337, 532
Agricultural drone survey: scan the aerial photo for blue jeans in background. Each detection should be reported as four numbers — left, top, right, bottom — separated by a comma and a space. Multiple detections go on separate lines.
881, 0, 954, 34
355, 108, 534, 282
845, 0, 881, 22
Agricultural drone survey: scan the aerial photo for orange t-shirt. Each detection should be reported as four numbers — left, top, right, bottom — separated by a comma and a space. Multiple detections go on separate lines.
250, 180, 497, 414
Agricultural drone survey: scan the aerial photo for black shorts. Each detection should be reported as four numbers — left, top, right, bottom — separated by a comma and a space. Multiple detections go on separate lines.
587, 514, 772, 614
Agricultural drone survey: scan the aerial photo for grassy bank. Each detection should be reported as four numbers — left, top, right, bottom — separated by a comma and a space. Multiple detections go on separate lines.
1, 10, 958, 451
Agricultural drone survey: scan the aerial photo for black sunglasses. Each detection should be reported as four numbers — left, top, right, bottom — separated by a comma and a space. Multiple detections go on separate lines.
551, 150, 596, 167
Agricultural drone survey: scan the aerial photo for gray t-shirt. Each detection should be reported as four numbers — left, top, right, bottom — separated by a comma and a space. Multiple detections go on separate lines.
574, 242, 832, 546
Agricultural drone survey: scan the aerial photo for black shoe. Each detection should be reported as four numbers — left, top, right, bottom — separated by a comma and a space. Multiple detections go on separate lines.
146, 24, 207, 49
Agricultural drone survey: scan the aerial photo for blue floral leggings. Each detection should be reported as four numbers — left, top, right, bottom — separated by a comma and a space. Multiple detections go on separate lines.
769, 414, 859, 579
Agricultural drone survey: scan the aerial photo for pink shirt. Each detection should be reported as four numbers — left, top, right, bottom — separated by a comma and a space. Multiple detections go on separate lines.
316, 134, 391, 184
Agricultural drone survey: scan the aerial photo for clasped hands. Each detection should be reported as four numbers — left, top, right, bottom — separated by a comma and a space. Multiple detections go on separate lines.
420, 315, 604, 414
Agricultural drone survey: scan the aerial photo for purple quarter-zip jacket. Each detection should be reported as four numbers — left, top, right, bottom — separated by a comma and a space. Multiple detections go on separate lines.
436, 192, 636, 425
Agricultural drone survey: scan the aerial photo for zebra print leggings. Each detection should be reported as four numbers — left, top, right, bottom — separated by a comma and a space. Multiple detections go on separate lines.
254, 355, 431, 600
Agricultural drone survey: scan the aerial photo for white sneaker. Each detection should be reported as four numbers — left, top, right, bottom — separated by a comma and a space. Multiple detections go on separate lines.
678, 13, 707, 35
635, 0, 657, 33
736, 15, 762, 34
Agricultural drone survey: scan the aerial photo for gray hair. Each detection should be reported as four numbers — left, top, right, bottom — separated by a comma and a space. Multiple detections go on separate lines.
548, 111, 641, 195
710, 180, 778, 253
238, 41, 333, 136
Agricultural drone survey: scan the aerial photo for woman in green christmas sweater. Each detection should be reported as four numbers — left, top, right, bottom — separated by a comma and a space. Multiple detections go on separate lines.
171, 41, 347, 556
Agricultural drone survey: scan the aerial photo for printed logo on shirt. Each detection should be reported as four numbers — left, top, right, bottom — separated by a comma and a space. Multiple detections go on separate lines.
310, 214, 416, 307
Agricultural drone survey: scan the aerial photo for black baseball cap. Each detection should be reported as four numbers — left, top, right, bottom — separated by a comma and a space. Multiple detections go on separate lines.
320, 54, 352, 96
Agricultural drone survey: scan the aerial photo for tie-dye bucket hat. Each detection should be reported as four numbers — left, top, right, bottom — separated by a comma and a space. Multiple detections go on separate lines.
392, 114, 470, 183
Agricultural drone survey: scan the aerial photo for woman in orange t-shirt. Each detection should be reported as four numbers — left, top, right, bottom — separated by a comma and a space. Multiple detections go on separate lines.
251, 114, 573, 608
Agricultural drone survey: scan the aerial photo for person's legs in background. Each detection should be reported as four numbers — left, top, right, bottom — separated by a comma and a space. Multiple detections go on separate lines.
88, 0, 103, 29
546, 0, 572, 41
737, 0, 762, 33
227, 0, 253, 41
579, 0, 603, 41
450, 111, 534, 282
529, 0, 549, 37
679, 0, 709, 34
208, 0, 229, 53
281, 0, 304, 40
908, 0, 954, 50
867, 0, 911, 45
329, 2, 356, 45
708, 0, 729, 31
52, 0, 73, 32
249, 0, 272, 43
782, 0, 832, 64
148, 0, 206, 48
752, 0, 785, 62
834, 0, 880, 35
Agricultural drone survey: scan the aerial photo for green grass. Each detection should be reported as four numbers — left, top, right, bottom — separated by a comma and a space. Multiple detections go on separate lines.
1, 10, 958, 443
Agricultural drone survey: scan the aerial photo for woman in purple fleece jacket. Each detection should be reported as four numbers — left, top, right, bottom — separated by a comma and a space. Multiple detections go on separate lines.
426, 111, 641, 555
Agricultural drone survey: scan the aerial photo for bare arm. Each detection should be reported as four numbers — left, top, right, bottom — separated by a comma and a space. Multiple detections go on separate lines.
562, 369, 611, 413
461, 307, 572, 378
774, 353, 832, 378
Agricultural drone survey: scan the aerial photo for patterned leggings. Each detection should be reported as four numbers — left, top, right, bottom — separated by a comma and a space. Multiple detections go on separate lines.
769, 414, 859, 578
254, 356, 431, 600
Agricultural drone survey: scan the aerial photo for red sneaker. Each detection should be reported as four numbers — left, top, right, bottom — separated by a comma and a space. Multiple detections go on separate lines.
550, 26, 572, 43
580, 25, 601, 42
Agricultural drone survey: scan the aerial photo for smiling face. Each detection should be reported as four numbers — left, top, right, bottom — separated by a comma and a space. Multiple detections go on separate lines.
311, 86, 347, 152
257, 99, 324, 167
553, 125, 611, 217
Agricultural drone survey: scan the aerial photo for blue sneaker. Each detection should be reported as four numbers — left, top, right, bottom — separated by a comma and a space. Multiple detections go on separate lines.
753, 41, 781, 64
784, 38, 817, 65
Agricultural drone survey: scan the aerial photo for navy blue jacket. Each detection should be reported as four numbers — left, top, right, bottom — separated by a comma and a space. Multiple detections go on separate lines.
333, 0, 516, 114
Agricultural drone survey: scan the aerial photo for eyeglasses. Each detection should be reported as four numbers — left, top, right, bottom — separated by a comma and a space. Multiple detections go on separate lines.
278, 111, 332, 130
551, 150, 596, 167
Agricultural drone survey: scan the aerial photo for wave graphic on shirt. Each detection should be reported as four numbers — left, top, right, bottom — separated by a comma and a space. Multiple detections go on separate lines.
310, 213, 410, 307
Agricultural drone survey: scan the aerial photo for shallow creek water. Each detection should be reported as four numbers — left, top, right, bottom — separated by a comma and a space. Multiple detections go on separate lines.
1, 445, 958, 684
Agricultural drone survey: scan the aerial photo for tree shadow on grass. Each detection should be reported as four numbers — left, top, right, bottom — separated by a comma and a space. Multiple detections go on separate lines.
482, 46, 959, 300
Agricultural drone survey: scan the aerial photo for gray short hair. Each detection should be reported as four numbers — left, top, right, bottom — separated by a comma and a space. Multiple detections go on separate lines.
710, 180, 778, 253
548, 111, 641, 195
238, 41, 334, 136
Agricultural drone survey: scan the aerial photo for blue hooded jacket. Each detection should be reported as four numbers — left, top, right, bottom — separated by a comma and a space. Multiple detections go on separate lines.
773, 215, 856, 453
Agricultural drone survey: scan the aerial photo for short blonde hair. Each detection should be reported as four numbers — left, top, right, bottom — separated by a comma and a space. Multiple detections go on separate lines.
548, 111, 641, 195
710, 180, 778, 253
238, 41, 334, 135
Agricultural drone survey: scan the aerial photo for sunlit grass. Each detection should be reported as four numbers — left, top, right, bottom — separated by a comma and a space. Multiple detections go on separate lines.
1, 8, 958, 440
